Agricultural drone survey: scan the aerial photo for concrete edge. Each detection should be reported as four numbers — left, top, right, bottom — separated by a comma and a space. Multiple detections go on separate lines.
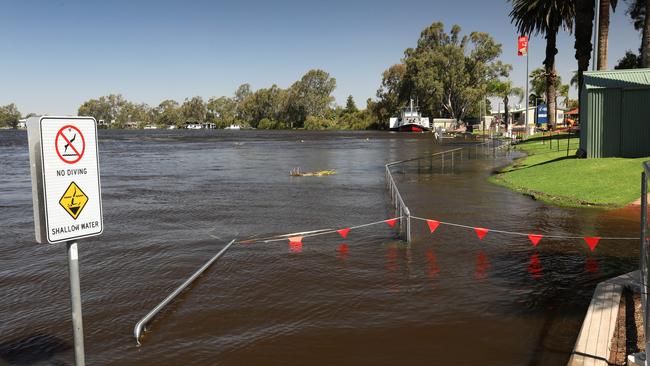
567, 270, 640, 366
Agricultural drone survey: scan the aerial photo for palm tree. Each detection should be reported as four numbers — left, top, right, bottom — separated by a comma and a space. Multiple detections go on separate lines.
597, 0, 618, 69
488, 80, 524, 128
510, 0, 575, 129
574, 0, 595, 92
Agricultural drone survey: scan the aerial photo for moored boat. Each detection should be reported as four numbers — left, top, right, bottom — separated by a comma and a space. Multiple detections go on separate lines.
389, 99, 430, 132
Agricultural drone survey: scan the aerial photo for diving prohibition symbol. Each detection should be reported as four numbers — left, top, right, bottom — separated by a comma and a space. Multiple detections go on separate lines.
55, 125, 85, 164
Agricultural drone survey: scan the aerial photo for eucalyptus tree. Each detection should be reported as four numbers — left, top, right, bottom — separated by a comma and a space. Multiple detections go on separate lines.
509, 0, 575, 129
389, 22, 506, 123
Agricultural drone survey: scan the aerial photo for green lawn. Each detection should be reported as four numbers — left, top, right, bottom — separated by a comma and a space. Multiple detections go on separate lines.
490, 133, 649, 208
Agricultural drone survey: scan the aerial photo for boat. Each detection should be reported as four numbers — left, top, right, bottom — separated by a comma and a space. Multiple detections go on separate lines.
389, 98, 431, 132
224, 124, 241, 130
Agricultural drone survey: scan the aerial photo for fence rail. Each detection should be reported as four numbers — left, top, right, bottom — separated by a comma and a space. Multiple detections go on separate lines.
384, 138, 514, 243
133, 239, 236, 345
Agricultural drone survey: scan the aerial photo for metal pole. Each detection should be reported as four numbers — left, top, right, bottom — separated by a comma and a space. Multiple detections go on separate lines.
641, 172, 649, 359
67, 241, 85, 366
525, 44, 529, 138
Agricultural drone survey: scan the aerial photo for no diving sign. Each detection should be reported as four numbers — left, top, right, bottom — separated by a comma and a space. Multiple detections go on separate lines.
55, 125, 85, 164
27, 116, 103, 243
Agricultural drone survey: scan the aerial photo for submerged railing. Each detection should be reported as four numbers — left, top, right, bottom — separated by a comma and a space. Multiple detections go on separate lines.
384, 137, 513, 243
134, 239, 236, 345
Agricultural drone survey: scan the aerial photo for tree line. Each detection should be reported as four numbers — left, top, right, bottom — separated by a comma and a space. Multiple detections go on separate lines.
76, 69, 376, 130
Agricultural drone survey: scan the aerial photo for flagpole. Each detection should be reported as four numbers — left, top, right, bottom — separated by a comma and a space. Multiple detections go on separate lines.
525, 39, 529, 138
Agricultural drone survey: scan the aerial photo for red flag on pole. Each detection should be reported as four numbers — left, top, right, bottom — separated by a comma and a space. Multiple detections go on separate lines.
527, 234, 543, 246
518, 35, 528, 56
583, 237, 601, 251
426, 220, 440, 233
337, 228, 350, 239
474, 227, 489, 240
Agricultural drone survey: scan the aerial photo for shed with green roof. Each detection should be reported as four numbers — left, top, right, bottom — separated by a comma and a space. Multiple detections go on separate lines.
580, 69, 650, 158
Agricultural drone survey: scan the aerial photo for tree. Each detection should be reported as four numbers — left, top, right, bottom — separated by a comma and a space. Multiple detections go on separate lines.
488, 79, 524, 127
615, 50, 642, 68
626, 0, 650, 66
574, 0, 595, 93
345, 95, 358, 113
207, 96, 237, 127
559, 84, 570, 108
529, 68, 548, 98
0, 103, 21, 128
155, 100, 181, 127
393, 22, 506, 123
510, 0, 575, 129
181, 96, 206, 123
238, 84, 286, 127
375, 63, 408, 128
597, 0, 618, 69
285, 69, 336, 128
78, 94, 127, 126
643, 0, 650, 66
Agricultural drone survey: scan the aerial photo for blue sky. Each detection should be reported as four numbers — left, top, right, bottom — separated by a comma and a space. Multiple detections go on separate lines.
0, 0, 642, 115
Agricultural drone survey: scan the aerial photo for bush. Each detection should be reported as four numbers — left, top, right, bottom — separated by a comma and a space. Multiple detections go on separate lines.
303, 116, 338, 130
257, 118, 284, 129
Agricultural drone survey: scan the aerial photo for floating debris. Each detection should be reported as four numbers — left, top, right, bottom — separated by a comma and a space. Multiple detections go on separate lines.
290, 168, 336, 177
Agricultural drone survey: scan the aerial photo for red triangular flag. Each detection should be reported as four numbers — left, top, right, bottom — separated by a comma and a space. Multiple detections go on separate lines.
337, 228, 350, 239
288, 236, 303, 243
583, 237, 601, 251
426, 220, 440, 233
385, 219, 398, 228
528, 234, 543, 246
474, 227, 489, 240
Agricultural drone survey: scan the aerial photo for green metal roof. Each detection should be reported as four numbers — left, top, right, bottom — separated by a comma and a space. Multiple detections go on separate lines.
583, 68, 650, 89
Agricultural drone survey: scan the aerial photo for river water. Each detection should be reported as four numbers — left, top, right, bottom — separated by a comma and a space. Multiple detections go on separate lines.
0, 130, 641, 365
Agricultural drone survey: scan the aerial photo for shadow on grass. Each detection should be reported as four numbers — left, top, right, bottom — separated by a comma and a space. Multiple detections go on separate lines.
518, 133, 579, 144
498, 155, 578, 173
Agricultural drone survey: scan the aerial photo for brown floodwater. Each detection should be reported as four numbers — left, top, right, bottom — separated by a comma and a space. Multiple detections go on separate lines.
0, 130, 641, 365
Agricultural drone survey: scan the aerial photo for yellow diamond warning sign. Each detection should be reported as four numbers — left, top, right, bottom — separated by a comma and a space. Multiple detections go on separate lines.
59, 182, 89, 220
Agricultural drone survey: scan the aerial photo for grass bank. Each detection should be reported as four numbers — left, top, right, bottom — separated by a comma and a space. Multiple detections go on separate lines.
490, 133, 648, 208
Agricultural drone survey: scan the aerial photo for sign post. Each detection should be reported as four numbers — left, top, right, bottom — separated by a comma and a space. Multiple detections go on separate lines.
27, 116, 103, 366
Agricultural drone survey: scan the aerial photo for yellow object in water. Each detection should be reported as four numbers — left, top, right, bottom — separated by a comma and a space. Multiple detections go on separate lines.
290, 168, 336, 177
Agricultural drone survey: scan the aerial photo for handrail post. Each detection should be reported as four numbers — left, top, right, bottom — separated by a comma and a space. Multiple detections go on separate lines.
641, 170, 649, 359
406, 208, 411, 243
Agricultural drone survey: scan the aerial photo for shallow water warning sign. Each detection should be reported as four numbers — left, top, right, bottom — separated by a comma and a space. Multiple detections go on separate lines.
59, 182, 89, 219
27, 116, 103, 243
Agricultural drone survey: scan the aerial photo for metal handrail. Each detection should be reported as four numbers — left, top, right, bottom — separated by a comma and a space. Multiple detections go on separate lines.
134, 239, 236, 345
386, 148, 463, 167
383, 139, 511, 243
